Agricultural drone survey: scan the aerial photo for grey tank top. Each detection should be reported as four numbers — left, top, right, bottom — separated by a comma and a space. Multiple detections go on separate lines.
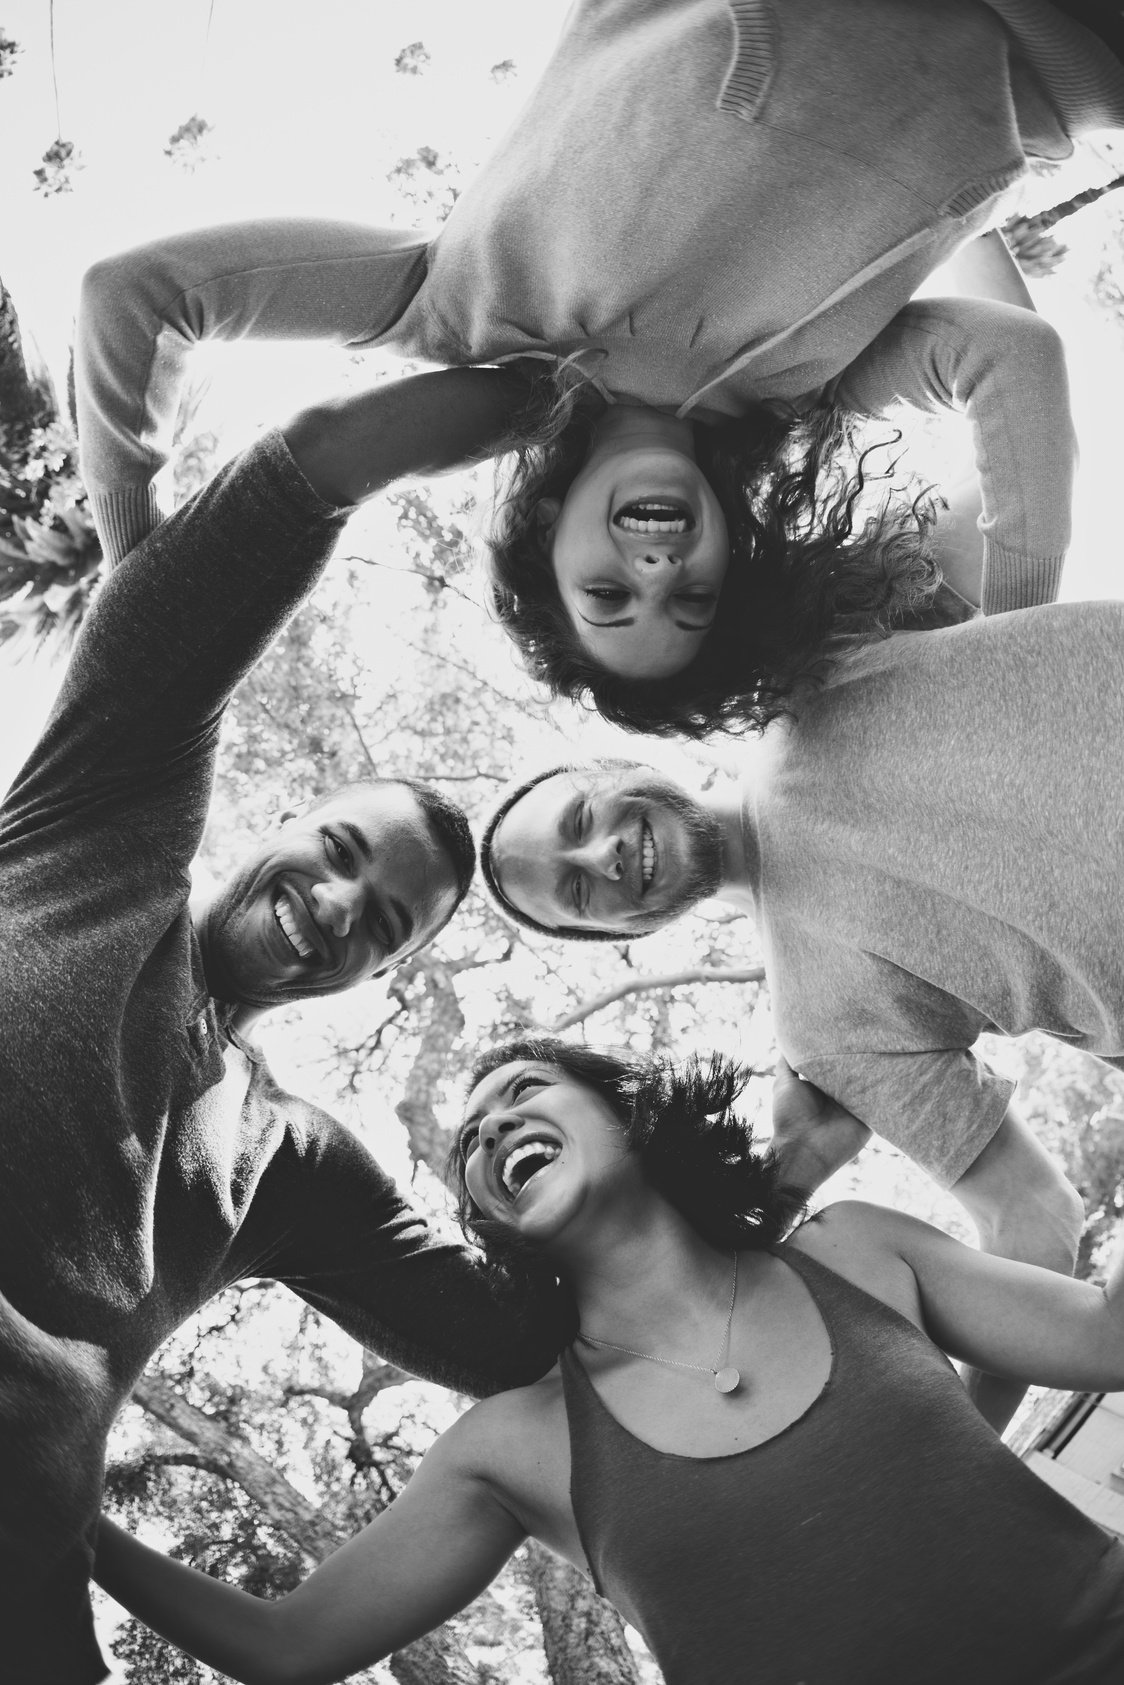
561, 1244, 1124, 1684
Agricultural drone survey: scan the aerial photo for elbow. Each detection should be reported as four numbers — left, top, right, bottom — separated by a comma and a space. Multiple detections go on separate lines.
1013, 314, 1072, 406
78, 252, 139, 339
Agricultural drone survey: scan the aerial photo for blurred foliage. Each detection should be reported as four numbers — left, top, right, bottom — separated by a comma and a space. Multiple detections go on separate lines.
386, 145, 461, 222
165, 114, 218, 173
0, 276, 103, 652
394, 40, 431, 76
33, 136, 83, 195
0, 28, 22, 77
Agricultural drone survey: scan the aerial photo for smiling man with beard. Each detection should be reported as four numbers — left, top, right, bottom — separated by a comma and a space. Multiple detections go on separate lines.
480, 598, 1124, 1429
0, 366, 567, 1685
194, 780, 466, 1023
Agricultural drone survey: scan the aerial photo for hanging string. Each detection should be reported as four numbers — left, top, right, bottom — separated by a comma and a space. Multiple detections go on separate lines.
200, 0, 216, 89
48, 0, 61, 135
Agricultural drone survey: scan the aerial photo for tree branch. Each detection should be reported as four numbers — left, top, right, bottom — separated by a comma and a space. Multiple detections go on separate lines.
545, 966, 765, 1032
129, 1372, 485, 1685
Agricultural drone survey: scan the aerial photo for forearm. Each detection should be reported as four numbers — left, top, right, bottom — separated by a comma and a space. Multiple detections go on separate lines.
771, 1115, 870, 1196
952, 1105, 1084, 1276
283, 367, 531, 506
76, 219, 429, 562
95, 1517, 290, 1685
950, 1104, 1084, 1431
936, 230, 1035, 312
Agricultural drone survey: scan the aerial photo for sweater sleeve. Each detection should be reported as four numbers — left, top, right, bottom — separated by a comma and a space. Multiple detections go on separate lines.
75, 219, 430, 563
832, 297, 1076, 615
236, 1107, 570, 1399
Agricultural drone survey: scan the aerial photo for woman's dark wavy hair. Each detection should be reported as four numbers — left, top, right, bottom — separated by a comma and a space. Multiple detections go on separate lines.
446, 1035, 808, 1310
486, 364, 971, 739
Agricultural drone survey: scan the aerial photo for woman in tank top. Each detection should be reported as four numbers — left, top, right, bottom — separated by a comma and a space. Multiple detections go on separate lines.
95, 1037, 1124, 1683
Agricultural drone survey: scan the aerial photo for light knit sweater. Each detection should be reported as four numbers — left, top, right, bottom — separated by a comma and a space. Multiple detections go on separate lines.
77, 0, 1122, 604
741, 599, 1124, 1187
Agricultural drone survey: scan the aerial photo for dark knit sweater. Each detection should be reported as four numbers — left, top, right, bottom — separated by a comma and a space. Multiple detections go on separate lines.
0, 432, 563, 1684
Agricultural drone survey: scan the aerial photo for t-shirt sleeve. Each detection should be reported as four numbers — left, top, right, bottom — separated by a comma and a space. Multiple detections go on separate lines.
76, 219, 430, 562
794, 1047, 1014, 1188
234, 1109, 570, 1400
833, 296, 1076, 615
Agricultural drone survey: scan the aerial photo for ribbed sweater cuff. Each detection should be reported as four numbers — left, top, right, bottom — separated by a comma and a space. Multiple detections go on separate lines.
981, 542, 1064, 616
91, 485, 168, 567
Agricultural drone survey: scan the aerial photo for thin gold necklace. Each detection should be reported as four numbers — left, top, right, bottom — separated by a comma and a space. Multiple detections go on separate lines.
578, 1252, 741, 1395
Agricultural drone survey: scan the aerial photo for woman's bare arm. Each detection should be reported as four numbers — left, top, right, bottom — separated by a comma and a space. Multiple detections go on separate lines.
807, 1200, 1123, 1394
95, 1408, 528, 1685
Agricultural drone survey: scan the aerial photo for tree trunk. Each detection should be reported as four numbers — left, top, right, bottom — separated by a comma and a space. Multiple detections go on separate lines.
132, 1372, 485, 1685
395, 958, 467, 1173
524, 1543, 642, 1685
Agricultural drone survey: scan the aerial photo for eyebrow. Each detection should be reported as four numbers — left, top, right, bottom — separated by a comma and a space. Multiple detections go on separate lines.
461, 1072, 515, 1130
577, 611, 710, 634
340, 821, 414, 949
340, 820, 374, 864
389, 896, 413, 947
557, 796, 585, 917
461, 1066, 549, 1130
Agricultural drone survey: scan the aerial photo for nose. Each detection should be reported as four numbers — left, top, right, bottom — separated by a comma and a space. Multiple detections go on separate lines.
632, 548, 680, 571
479, 1113, 521, 1153
575, 833, 624, 881
310, 878, 364, 938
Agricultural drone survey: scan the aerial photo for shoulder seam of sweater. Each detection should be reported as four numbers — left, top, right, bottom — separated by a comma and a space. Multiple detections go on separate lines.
719, 0, 775, 122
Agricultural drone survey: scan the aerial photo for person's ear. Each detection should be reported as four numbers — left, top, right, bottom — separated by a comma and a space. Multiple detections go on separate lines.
275, 800, 308, 829
535, 497, 562, 543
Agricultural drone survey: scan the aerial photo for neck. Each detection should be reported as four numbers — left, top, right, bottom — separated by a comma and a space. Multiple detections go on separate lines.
698, 781, 756, 914
586, 402, 698, 462
556, 1201, 735, 1349
188, 863, 265, 1035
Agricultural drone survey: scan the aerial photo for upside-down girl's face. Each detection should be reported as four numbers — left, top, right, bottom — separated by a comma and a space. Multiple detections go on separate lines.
541, 425, 730, 682
458, 1061, 642, 1247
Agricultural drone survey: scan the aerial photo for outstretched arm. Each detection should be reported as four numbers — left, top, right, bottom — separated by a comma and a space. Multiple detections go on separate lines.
95, 1413, 527, 1685
76, 219, 435, 561
835, 295, 1077, 615
861, 1199, 1119, 1394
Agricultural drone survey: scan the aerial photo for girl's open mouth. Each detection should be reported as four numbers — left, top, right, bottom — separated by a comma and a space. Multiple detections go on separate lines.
613, 500, 694, 536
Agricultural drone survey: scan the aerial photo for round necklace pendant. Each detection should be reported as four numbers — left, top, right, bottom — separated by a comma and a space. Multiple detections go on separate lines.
713, 1366, 741, 1395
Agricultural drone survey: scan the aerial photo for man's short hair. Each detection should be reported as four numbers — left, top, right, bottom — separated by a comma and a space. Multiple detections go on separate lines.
479, 762, 633, 943
311, 776, 476, 915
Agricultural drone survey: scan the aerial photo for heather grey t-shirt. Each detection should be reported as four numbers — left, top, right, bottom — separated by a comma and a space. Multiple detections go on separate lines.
742, 601, 1124, 1185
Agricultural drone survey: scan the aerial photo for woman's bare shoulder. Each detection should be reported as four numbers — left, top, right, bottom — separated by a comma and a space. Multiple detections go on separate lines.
785, 1201, 926, 1323
439, 1367, 567, 1479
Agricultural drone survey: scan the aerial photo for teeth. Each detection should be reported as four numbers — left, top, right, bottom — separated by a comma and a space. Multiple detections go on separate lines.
615, 501, 691, 536
502, 1141, 561, 1197
641, 822, 656, 890
274, 893, 314, 960
617, 516, 689, 535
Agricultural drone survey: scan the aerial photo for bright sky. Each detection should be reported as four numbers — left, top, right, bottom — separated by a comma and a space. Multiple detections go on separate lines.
2, 0, 1123, 789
